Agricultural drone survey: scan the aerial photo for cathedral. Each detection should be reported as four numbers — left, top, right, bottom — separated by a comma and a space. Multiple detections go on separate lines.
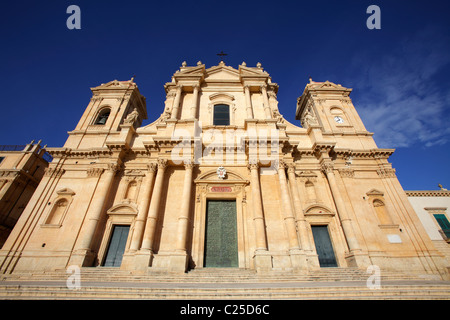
0, 60, 448, 278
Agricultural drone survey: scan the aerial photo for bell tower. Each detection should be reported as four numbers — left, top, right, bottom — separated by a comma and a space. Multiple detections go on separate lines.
296, 80, 369, 132
65, 78, 147, 149
295, 79, 377, 149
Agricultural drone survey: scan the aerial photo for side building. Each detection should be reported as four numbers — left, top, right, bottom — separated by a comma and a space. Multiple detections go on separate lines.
407, 187, 450, 268
0, 141, 51, 247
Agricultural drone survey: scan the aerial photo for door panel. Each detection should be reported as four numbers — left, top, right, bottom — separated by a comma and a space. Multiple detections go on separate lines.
204, 200, 238, 268
311, 225, 338, 267
103, 225, 130, 267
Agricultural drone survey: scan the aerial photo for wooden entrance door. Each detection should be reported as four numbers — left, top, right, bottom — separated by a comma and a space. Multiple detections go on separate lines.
204, 200, 238, 268
103, 225, 130, 267
311, 225, 338, 267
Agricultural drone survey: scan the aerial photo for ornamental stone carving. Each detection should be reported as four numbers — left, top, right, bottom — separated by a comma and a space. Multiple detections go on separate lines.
87, 168, 104, 177
157, 158, 168, 170
377, 168, 396, 178
321, 162, 334, 174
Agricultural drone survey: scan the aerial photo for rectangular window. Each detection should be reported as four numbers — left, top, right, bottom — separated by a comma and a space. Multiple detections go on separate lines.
434, 214, 450, 238
213, 104, 229, 125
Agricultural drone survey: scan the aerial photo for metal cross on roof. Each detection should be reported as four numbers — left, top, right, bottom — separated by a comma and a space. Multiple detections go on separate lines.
217, 51, 228, 63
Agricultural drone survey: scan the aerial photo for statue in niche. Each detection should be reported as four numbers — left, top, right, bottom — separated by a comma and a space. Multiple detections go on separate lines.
302, 107, 318, 127
124, 108, 139, 125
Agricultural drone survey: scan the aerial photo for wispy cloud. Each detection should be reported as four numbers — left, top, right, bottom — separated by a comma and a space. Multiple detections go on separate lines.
348, 26, 450, 148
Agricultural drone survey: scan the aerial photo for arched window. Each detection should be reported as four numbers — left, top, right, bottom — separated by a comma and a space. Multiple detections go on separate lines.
94, 108, 111, 125
213, 104, 229, 125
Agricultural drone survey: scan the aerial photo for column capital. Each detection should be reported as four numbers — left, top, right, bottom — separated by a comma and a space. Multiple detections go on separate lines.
157, 158, 168, 170
286, 162, 296, 173
277, 159, 288, 170
147, 163, 158, 173
183, 159, 196, 170
107, 163, 122, 174
247, 159, 259, 171
321, 161, 334, 174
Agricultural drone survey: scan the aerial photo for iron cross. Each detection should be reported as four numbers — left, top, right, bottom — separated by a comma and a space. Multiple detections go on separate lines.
217, 51, 228, 62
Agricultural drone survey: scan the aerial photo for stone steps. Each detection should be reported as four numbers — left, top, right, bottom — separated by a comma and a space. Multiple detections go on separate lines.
1, 282, 449, 300
2, 267, 448, 300
2, 267, 429, 283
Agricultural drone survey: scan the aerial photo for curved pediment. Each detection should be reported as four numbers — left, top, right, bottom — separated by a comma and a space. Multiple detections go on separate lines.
107, 202, 138, 215
304, 204, 335, 216
195, 168, 248, 184
366, 189, 384, 197
208, 92, 235, 102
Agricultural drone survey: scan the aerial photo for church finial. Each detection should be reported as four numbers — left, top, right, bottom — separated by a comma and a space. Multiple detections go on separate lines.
217, 51, 228, 64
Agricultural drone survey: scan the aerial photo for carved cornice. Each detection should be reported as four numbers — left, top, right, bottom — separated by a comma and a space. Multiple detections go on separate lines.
332, 148, 395, 160
406, 190, 450, 197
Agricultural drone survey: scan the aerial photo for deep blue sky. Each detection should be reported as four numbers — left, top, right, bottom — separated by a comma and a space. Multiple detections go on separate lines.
0, 0, 449, 191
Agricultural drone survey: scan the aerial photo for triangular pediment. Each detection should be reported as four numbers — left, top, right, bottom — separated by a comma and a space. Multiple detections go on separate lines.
318, 81, 342, 89
56, 188, 76, 196
239, 65, 267, 76
366, 189, 384, 196
95, 80, 133, 89
205, 65, 240, 81
177, 65, 205, 76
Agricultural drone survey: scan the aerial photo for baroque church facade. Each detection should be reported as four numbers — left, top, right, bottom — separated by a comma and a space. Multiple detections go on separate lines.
0, 61, 448, 278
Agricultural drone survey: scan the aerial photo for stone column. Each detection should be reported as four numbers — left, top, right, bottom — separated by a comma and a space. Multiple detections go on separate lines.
190, 84, 200, 119
141, 159, 167, 251
69, 164, 119, 267
248, 160, 271, 272
170, 85, 183, 120
244, 85, 254, 119
260, 85, 272, 119
278, 161, 306, 270
321, 161, 360, 253
129, 163, 157, 252
135, 158, 168, 270
169, 161, 195, 272
286, 164, 312, 253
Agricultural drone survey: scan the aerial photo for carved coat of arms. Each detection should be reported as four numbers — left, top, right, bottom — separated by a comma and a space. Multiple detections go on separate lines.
217, 166, 226, 179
